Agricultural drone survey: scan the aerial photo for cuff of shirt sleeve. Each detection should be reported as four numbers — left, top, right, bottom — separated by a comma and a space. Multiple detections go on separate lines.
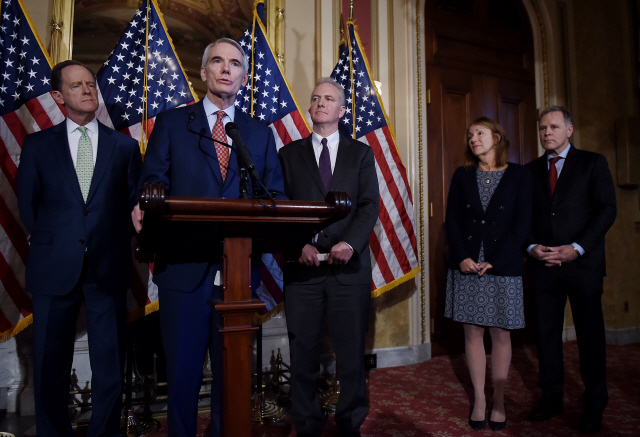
527, 244, 536, 255
571, 243, 585, 256
342, 241, 354, 253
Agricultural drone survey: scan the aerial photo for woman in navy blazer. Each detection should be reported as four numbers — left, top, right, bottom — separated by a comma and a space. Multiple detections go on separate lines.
444, 117, 532, 431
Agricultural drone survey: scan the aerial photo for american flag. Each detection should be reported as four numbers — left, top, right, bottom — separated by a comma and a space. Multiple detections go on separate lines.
94, 0, 197, 320
235, 0, 312, 322
0, 0, 65, 342
331, 21, 420, 296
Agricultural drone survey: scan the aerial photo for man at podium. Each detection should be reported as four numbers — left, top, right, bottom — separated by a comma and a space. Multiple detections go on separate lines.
132, 38, 285, 436
278, 77, 379, 437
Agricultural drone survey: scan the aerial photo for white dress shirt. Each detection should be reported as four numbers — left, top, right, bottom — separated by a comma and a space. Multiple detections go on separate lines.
311, 129, 340, 173
66, 117, 99, 168
547, 143, 571, 176
203, 96, 234, 144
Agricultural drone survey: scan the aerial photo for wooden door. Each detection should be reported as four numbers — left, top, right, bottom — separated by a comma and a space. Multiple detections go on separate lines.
425, 0, 538, 356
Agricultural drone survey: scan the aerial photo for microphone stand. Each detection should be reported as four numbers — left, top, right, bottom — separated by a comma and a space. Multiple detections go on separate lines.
186, 113, 275, 206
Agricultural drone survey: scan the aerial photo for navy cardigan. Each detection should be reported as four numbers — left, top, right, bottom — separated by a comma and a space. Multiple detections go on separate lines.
445, 163, 532, 276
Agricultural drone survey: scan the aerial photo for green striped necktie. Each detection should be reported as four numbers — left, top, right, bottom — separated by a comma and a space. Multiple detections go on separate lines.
76, 126, 94, 202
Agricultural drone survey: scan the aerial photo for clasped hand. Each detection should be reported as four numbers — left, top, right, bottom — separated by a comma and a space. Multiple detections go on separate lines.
459, 258, 493, 276
530, 244, 578, 267
298, 242, 353, 266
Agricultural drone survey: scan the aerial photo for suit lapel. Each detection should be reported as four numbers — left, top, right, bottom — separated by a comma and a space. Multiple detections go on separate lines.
467, 168, 484, 213
50, 122, 84, 204
553, 145, 579, 202
86, 122, 115, 205
329, 135, 353, 191
193, 100, 224, 185
532, 154, 552, 202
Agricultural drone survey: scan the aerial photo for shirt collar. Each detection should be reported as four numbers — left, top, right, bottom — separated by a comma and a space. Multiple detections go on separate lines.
548, 143, 572, 161
311, 129, 340, 149
203, 95, 235, 122
66, 117, 99, 136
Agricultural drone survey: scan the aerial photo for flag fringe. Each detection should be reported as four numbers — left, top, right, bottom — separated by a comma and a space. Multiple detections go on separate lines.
0, 314, 33, 343
254, 301, 284, 325
371, 265, 421, 299
17, 0, 54, 68
126, 300, 159, 323
150, 0, 199, 103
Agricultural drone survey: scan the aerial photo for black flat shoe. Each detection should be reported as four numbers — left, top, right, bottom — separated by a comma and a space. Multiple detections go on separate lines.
489, 419, 507, 431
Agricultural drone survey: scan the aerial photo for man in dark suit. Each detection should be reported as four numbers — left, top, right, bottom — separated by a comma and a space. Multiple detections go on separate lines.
17, 60, 142, 436
132, 38, 285, 436
278, 77, 379, 437
526, 106, 616, 433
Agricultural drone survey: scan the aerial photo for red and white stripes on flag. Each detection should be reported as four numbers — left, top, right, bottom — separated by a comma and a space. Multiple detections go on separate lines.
330, 21, 420, 297
0, 0, 66, 342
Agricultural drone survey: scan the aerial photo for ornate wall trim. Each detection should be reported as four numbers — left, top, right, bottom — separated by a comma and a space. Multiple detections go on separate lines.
521, 0, 556, 112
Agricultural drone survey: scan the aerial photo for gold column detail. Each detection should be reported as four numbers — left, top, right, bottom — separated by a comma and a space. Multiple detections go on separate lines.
267, 0, 285, 68
415, 0, 426, 344
48, 0, 74, 64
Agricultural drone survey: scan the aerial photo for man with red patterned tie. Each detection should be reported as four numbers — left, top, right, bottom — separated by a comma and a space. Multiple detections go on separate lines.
526, 106, 616, 433
132, 38, 285, 436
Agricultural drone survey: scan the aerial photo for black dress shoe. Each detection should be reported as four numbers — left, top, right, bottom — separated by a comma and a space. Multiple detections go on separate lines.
529, 398, 563, 421
577, 410, 603, 433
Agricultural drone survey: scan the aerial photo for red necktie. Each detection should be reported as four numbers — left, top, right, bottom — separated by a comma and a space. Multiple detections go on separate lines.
549, 156, 562, 195
212, 110, 230, 182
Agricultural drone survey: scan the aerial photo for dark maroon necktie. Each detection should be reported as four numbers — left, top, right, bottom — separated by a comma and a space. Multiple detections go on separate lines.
319, 138, 332, 192
549, 156, 562, 195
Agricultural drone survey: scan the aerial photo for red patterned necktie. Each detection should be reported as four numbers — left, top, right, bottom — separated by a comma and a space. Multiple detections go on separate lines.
549, 156, 562, 195
212, 110, 230, 182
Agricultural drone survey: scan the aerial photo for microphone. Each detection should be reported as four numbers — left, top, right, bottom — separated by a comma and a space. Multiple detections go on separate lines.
186, 112, 234, 150
225, 122, 262, 196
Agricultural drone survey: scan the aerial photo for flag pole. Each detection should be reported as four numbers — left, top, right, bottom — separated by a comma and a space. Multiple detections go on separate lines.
141, 0, 151, 154
349, 0, 354, 21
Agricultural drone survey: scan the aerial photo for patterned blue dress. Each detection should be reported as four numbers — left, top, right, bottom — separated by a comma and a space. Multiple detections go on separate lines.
444, 169, 525, 329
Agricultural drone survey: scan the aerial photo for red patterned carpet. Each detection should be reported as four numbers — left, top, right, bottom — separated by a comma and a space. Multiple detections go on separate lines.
150, 342, 640, 437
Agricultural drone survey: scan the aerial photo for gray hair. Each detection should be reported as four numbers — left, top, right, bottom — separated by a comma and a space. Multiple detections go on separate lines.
313, 77, 346, 107
202, 38, 249, 72
539, 105, 573, 126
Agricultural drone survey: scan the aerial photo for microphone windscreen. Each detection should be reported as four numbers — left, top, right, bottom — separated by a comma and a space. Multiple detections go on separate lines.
225, 122, 240, 135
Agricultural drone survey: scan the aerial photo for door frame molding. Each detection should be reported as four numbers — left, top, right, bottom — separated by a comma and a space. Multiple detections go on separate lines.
415, 0, 570, 349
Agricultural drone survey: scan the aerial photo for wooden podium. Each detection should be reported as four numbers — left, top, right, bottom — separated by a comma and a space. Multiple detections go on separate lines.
137, 183, 351, 436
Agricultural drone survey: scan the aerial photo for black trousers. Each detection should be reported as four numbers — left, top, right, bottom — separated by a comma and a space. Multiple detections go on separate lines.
531, 265, 608, 412
32, 259, 126, 437
285, 274, 370, 436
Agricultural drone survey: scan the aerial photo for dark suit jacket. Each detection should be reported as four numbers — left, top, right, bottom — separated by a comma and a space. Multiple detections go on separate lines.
139, 100, 286, 292
526, 145, 616, 277
17, 120, 142, 295
446, 163, 532, 276
278, 134, 379, 285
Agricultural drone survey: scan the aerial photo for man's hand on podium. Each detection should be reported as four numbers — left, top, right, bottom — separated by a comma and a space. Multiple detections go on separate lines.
132, 203, 144, 233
